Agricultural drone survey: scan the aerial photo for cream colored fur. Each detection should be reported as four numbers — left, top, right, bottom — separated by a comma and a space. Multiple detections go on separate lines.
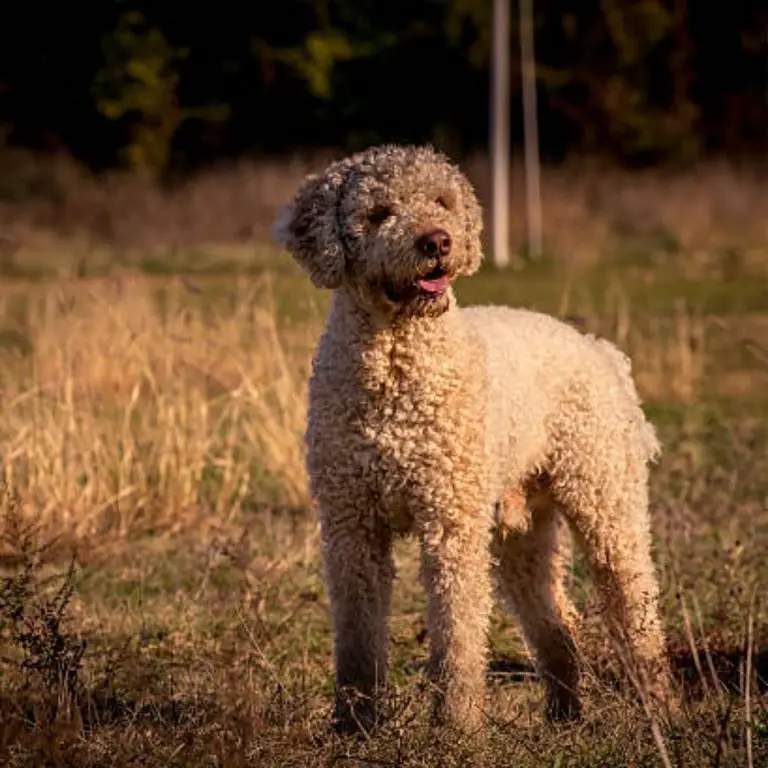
275, 144, 670, 734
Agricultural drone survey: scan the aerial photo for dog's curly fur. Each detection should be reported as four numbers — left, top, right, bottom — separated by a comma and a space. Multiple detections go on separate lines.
276, 144, 671, 733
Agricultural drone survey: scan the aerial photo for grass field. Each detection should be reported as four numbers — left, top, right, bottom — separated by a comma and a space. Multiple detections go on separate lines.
1, 171, 768, 766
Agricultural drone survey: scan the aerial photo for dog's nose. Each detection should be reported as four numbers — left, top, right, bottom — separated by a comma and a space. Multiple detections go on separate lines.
416, 229, 452, 259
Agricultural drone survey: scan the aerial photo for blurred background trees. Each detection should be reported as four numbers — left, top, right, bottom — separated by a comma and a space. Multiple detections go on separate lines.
0, 0, 766, 178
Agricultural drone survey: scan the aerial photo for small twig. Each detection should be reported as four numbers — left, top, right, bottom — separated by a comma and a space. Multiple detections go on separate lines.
691, 592, 733, 757
163, 741, 187, 766
679, 591, 710, 696
237, 609, 288, 693
692, 593, 728, 697
192, 540, 223, 603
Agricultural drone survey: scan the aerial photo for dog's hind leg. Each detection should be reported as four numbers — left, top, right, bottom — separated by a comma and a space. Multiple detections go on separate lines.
493, 499, 582, 721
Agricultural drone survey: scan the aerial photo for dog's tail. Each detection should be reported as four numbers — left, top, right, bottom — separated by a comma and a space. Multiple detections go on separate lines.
595, 338, 662, 464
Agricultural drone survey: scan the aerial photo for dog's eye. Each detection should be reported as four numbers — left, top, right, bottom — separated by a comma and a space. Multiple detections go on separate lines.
368, 205, 393, 226
436, 194, 454, 211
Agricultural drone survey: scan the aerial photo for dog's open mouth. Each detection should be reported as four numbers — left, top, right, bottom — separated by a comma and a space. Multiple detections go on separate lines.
383, 265, 454, 305
416, 265, 450, 296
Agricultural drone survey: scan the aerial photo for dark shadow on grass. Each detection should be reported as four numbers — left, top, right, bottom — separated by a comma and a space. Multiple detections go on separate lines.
0, 689, 225, 733
490, 645, 768, 699
487, 657, 538, 683
405, 646, 768, 699
402, 656, 538, 684
668, 644, 768, 698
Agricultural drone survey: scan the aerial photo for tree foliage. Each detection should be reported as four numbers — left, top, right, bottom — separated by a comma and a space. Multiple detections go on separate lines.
0, 0, 765, 174
94, 12, 229, 175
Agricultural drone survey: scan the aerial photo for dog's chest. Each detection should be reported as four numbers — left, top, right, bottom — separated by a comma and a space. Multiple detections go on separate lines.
355, 385, 459, 527
308, 320, 490, 530
343, 361, 485, 524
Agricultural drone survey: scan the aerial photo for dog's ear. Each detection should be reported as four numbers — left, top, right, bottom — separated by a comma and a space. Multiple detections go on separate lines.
274, 168, 348, 289
456, 173, 484, 276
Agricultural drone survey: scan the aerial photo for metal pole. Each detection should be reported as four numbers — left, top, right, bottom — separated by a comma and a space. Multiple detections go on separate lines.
491, 0, 510, 268
519, 0, 543, 259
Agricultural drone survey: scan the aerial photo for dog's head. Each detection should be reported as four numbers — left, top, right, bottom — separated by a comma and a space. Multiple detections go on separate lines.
275, 145, 483, 318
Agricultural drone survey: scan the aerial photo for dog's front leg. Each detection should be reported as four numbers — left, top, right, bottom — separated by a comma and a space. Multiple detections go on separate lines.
419, 514, 493, 732
321, 508, 395, 734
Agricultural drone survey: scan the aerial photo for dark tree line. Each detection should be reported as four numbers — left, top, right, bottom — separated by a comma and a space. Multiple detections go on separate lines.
0, 1, 766, 176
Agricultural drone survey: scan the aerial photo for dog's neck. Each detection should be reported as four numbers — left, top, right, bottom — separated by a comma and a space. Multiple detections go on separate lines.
324, 289, 474, 392
329, 288, 463, 347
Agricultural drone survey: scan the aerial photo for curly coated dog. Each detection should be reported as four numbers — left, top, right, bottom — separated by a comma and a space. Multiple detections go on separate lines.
275, 144, 671, 733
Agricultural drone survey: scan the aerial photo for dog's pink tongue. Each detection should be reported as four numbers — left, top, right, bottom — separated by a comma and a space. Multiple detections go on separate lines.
418, 275, 450, 294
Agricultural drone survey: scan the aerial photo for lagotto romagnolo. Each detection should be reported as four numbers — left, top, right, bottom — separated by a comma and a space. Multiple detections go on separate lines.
275, 144, 671, 733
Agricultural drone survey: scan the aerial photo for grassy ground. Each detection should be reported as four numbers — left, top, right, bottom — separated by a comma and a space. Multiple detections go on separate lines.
1, 233, 767, 766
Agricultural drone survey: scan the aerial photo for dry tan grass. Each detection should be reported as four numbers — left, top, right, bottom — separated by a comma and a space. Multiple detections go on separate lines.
1, 147, 766, 264
465, 156, 768, 265
0, 275, 315, 542
554, 277, 712, 404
